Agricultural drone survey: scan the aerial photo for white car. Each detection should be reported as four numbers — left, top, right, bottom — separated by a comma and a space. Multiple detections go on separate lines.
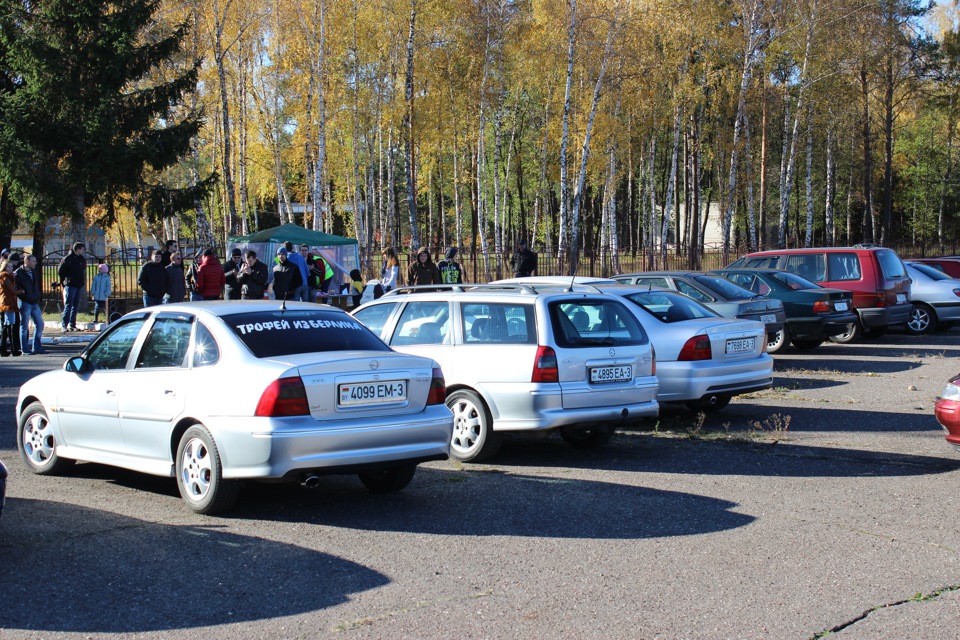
16, 301, 453, 514
352, 284, 659, 461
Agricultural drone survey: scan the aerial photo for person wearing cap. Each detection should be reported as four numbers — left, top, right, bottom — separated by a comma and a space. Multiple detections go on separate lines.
223, 247, 244, 300
272, 246, 303, 301
510, 238, 537, 278
15, 254, 45, 353
437, 247, 463, 284
90, 262, 112, 322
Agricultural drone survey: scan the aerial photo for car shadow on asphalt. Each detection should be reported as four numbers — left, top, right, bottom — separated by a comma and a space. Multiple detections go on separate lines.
231, 468, 756, 538
774, 357, 922, 374
488, 431, 960, 478
0, 498, 388, 634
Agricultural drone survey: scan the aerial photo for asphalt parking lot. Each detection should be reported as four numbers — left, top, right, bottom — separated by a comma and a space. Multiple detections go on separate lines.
1, 329, 959, 639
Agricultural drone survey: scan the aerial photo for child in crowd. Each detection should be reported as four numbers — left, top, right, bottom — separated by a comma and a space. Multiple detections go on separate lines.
90, 263, 112, 323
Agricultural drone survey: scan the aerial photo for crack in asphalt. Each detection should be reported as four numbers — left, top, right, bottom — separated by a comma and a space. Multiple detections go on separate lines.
811, 584, 960, 638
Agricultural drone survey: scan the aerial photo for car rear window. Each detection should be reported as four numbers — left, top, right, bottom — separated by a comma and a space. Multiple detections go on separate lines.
909, 262, 952, 281
222, 309, 390, 358
692, 275, 755, 300
550, 299, 648, 347
769, 271, 820, 290
876, 250, 907, 279
623, 291, 719, 322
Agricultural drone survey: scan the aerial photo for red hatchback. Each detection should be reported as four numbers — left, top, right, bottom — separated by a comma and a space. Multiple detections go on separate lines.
910, 257, 960, 278
935, 375, 960, 451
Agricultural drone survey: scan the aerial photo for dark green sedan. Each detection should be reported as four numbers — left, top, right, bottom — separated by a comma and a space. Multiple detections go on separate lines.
711, 268, 857, 352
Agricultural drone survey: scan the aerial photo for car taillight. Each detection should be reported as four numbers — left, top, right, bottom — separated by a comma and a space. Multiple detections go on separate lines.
953, 289, 960, 298
876, 291, 887, 307
532, 345, 559, 382
255, 376, 310, 417
678, 335, 712, 361
651, 344, 656, 376
812, 300, 830, 314
427, 367, 446, 405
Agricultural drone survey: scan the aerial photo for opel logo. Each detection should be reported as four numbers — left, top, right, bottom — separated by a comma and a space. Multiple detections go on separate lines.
369, 360, 380, 370
608, 348, 616, 357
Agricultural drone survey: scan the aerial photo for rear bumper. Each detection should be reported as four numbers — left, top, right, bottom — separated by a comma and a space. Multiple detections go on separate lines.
655, 355, 774, 403
738, 311, 785, 338
859, 303, 911, 329
208, 406, 454, 479
787, 311, 858, 340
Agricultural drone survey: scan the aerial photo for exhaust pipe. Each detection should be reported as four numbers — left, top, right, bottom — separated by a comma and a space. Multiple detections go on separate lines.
302, 475, 321, 489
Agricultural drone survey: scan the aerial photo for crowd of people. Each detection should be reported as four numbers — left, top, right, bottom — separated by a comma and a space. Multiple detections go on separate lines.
0, 239, 538, 355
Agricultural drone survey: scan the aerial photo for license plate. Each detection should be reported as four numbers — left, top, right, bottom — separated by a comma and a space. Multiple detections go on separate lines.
338, 381, 407, 406
760, 314, 776, 324
834, 301, 848, 311
726, 337, 755, 354
896, 294, 907, 304
590, 365, 632, 384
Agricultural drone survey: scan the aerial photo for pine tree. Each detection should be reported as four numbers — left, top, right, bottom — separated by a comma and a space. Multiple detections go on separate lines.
0, 0, 205, 241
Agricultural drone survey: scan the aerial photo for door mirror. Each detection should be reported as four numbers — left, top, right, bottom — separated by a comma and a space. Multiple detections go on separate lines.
64, 356, 92, 374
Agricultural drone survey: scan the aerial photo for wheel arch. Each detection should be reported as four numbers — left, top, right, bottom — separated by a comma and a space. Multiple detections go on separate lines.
169, 417, 202, 462
445, 383, 496, 420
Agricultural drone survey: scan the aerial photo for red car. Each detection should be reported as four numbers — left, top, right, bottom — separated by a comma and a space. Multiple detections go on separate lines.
910, 257, 960, 278
934, 374, 960, 450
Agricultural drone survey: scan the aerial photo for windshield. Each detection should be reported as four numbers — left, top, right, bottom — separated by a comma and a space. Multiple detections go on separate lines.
769, 271, 820, 290
909, 263, 952, 281
623, 291, 719, 322
692, 275, 756, 300
222, 309, 390, 358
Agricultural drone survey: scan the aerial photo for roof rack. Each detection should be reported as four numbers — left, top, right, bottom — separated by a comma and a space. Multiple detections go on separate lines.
382, 282, 604, 296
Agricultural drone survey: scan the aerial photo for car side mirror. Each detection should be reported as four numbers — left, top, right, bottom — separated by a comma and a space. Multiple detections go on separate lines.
64, 356, 92, 374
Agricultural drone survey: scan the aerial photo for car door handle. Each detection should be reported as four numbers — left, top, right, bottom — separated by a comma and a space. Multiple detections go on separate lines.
164, 390, 176, 396
106, 390, 115, 396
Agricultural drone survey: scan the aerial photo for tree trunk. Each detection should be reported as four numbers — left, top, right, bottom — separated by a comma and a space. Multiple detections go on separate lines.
805, 104, 814, 247
213, 0, 239, 234
825, 118, 835, 245
558, 0, 576, 274
861, 64, 874, 244
403, 1, 419, 251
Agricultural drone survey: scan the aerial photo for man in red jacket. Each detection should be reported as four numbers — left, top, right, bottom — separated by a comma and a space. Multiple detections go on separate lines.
195, 248, 226, 300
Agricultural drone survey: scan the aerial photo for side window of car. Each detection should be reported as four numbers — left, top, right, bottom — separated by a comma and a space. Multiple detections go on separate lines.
192, 323, 220, 367
462, 303, 535, 344
726, 273, 755, 290
352, 303, 398, 340
786, 255, 826, 282
87, 318, 147, 370
827, 253, 862, 281
744, 257, 778, 268
636, 277, 669, 288
676, 280, 712, 302
394, 301, 451, 345
136, 317, 193, 368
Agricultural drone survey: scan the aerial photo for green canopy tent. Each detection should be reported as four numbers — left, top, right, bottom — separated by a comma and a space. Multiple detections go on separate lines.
228, 224, 360, 295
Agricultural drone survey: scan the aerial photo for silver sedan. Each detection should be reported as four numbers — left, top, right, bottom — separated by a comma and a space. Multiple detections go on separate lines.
16, 301, 453, 514
904, 262, 960, 335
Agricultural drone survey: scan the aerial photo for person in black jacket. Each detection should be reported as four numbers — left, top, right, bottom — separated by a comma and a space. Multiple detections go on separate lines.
223, 248, 243, 300
57, 242, 86, 332
15, 254, 45, 354
238, 250, 269, 300
164, 252, 186, 303
272, 247, 303, 301
138, 249, 167, 307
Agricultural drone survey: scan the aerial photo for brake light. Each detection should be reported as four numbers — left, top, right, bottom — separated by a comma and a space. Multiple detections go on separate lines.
678, 335, 712, 361
812, 300, 830, 314
953, 289, 960, 298
876, 291, 887, 307
255, 376, 310, 417
651, 345, 656, 376
427, 367, 446, 405
532, 345, 559, 382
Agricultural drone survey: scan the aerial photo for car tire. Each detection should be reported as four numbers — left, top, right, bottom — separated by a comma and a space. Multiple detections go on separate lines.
906, 303, 936, 336
766, 326, 790, 354
829, 319, 862, 344
176, 424, 239, 515
686, 394, 732, 413
358, 464, 417, 493
560, 424, 615, 449
17, 401, 75, 475
791, 338, 822, 350
447, 390, 500, 462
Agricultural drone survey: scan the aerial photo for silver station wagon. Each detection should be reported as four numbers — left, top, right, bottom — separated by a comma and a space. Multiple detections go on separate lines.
16, 302, 453, 514
352, 285, 659, 462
